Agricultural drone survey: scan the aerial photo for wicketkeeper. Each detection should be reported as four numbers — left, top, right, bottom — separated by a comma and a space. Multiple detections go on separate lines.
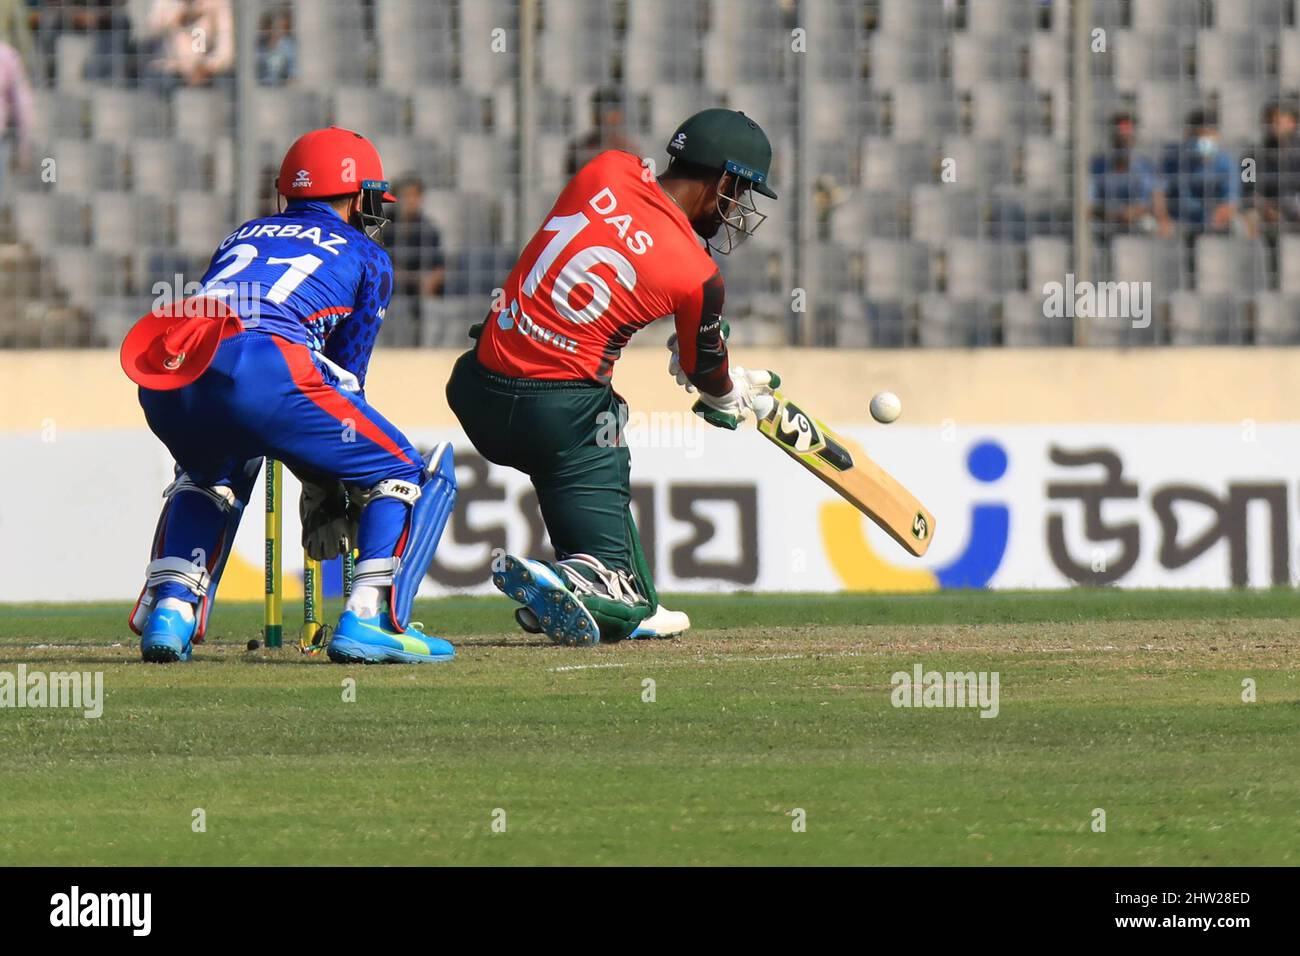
121, 127, 457, 665
447, 109, 779, 645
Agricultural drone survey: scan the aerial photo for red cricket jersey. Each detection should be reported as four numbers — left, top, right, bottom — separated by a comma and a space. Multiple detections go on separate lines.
476, 150, 730, 393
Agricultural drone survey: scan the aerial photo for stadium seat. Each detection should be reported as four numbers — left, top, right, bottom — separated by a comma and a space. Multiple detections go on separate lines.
878, 0, 950, 34
1132, 0, 1205, 31
1003, 292, 1072, 346
1214, 0, 1290, 31
422, 190, 501, 249
333, 88, 407, 138
1028, 32, 1067, 90
92, 89, 169, 143
1023, 137, 1065, 191
971, 83, 1042, 139
376, 0, 455, 88
1027, 237, 1069, 294
33, 91, 88, 140
420, 297, 481, 348
13, 196, 89, 249
1196, 32, 1269, 88
889, 84, 961, 140
1135, 83, 1192, 142
1253, 293, 1300, 344
829, 191, 910, 242
455, 133, 516, 194
412, 86, 474, 137
912, 186, 981, 243
445, 247, 517, 298
1282, 31, 1300, 88
54, 34, 92, 93
860, 139, 932, 191
917, 295, 999, 347
868, 33, 945, 86
624, 0, 702, 86
1168, 292, 1247, 345
49, 248, 130, 312
89, 192, 154, 249
1114, 32, 1189, 91
173, 88, 233, 143
864, 240, 931, 298
50, 140, 123, 195
1112, 236, 1185, 295
253, 89, 327, 155
941, 138, 1015, 189
130, 141, 208, 196
705, 0, 787, 87
537, 0, 619, 88
945, 240, 1021, 297
1215, 82, 1270, 142
1277, 235, 1300, 294
173, 192, 230, 256
1195, 237, 1269, 295
950, 35, 1024, 88
966, 0, 1036, 35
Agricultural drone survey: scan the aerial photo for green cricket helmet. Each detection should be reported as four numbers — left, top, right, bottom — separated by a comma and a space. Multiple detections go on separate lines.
665, 108, 777, 254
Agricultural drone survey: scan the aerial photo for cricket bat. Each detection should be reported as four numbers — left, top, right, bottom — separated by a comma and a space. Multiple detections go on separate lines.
756, 391, 935, 557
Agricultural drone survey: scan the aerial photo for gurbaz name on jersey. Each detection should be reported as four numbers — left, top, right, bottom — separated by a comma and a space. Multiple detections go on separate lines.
496, 184, 655, 355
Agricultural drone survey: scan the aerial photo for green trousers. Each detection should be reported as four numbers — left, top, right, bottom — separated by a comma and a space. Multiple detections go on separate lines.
446, 350, 656, 638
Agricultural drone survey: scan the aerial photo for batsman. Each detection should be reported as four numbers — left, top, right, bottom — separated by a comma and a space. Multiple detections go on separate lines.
447, 109, 780, 645
121, 127, 457, 665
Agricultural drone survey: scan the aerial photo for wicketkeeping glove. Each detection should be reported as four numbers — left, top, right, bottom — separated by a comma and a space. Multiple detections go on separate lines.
300, 479, 361, 561
692, 368, 781, 430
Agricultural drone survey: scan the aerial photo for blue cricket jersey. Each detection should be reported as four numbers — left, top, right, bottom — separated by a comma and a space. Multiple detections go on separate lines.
198, 199, 393, 390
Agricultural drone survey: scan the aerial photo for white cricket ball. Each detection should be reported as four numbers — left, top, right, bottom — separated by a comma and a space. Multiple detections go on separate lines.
870, 391, 902, 424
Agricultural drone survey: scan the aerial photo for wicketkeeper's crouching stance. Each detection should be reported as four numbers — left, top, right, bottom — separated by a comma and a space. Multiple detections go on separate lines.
120, 127, 457, 665
447, 109, 779, 646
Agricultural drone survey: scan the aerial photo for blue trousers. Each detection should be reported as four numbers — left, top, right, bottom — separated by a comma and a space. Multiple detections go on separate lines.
139, 331, 425, 604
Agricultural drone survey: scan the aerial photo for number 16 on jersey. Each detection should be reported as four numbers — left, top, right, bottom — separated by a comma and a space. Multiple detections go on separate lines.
756, 391, 936, 557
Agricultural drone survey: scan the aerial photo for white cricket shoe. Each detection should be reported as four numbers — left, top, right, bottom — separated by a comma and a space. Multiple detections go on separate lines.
630, 605, 691, 639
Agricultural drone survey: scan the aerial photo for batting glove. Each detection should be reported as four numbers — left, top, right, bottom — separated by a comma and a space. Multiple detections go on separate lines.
692, 368, 781, 430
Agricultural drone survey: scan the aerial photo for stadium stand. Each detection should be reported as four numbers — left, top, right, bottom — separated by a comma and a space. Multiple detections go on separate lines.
1, 0, 1298, 347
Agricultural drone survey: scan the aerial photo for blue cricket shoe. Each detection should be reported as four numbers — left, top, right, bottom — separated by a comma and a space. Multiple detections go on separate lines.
492, 554, 599, 647
140, 606, 196, 663
327, 608, 455, 664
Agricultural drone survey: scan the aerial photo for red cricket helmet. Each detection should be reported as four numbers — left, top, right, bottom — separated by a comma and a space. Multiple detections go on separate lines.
120, 297, 242, 391
275, 127, 395, 237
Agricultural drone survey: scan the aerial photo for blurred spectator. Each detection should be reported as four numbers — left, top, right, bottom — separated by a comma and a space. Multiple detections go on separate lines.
380, 177, 446, 345
257, 5, 296, 86
0, 39, 34, 192
31, 0, 142, 87
383, 176, 446, 299
1161, 109, 1239, 234
144, 0, 233, 89
1089, 112, 1172, 238
1245, 100, 1300, 237
565, 87, 639, 176
0, 0, 33, 68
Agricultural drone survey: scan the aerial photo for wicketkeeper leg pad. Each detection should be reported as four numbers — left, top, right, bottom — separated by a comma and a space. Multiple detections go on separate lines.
128, 464, 255, 641
350, 442, 457, 630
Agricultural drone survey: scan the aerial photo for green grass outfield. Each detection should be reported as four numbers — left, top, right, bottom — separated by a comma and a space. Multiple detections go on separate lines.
1, 590, 1297, 866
